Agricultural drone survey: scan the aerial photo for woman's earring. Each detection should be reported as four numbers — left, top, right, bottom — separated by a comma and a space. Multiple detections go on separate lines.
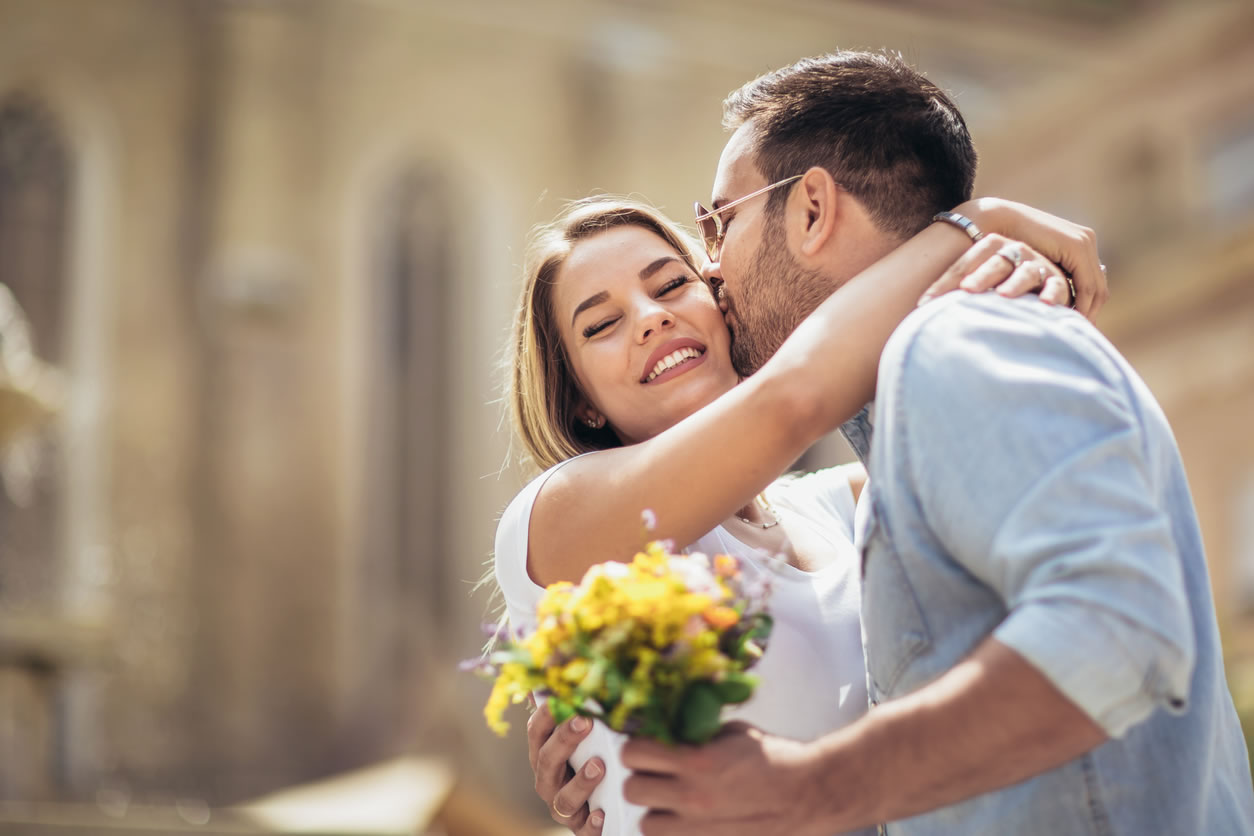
585, 415, 604, 429
715, 285, 726, 300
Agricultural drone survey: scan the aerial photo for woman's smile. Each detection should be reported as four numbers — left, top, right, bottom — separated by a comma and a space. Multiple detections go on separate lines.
553, 224, 739, 444
641, 338, 708, 384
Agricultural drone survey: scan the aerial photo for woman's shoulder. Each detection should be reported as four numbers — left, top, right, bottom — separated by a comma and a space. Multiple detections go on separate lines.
496, 452, 596, 544
493, 457, 586, 617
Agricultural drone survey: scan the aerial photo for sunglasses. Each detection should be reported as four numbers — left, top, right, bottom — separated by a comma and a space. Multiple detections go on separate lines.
693, 174, 803, 262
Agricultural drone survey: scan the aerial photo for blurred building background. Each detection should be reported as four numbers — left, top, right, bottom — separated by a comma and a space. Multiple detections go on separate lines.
0, 0, 1250, 831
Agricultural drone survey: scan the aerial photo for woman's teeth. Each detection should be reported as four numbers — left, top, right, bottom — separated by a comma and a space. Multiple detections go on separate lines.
646, 347, 703, 382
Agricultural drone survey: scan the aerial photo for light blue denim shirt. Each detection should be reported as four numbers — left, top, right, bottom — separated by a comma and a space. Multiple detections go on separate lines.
857, 292, 1254, 835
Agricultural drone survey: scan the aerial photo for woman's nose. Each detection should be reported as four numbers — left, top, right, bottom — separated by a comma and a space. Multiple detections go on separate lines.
636, 302, 674, 342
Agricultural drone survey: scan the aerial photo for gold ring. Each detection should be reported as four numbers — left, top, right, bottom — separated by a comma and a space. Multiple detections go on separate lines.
553, 799, 577, 820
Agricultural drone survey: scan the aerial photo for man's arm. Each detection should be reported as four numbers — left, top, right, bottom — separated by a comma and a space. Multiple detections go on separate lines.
619, 638, 1105, 836
622, 299, 1194, 835
885, 296, 1194, 737
805, 637, 1107, 830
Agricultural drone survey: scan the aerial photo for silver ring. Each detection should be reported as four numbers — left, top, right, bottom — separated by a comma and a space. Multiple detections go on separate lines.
996, 245, 1023, 269
1099, 263, 1108, 276
1037, 266, 1049, 286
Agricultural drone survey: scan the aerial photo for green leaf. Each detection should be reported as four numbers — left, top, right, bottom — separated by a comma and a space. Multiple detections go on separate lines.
488, 648, 535, 667
603, 664, 624, 704
733, 613, 774, 662
549, 696, 576, 726
712, 672, 755, 704
677, 681, 723, 744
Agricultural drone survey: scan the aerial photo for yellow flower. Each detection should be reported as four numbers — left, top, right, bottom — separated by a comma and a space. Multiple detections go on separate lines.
562, 658, 589, 683
478, 542, 770, 742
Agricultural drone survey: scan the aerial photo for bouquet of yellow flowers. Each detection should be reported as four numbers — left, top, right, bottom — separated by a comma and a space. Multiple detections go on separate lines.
474, 534, 773, 744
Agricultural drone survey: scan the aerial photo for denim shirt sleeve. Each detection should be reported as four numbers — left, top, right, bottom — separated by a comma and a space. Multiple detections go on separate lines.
887, 297, 1195, 738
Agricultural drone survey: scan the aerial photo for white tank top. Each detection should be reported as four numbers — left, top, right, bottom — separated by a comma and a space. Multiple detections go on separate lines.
493, 461, 875, 836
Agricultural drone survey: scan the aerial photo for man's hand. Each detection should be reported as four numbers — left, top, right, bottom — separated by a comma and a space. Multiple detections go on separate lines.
527, 702, 606, 834
621, 722, 839, 836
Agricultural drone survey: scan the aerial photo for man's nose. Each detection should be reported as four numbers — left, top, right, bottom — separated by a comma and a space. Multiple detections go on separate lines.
703, 264, 730, 314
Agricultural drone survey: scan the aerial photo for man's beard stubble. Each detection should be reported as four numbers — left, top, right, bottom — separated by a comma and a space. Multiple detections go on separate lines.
728, 213, 831, 378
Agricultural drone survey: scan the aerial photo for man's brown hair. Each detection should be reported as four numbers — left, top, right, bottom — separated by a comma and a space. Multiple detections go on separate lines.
723, 50, 977, 239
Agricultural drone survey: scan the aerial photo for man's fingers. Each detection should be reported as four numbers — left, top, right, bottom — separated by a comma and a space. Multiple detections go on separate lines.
623, 772, 691, 812
638, 810, 684, 836
621, 737, 688, 775
551, 758, 605, 830
534, 715, 593, 800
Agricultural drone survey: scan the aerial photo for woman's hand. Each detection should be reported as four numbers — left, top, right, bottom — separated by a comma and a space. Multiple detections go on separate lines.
527, 702, 606, 834
929, 233, 1084, 314
919, 198, 1108, 321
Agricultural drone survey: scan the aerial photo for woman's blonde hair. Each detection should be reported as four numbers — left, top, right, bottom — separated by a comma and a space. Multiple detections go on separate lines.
507, 196, 705, 473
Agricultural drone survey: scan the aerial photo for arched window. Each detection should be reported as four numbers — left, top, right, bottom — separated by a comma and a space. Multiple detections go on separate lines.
0, 94, 71, 608
348, 165, 453, 757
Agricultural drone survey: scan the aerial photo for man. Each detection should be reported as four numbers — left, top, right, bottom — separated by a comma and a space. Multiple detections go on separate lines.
529, 51, 1254, 835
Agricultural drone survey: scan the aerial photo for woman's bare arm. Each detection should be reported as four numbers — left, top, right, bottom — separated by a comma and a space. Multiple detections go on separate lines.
528, 200, 1102, 585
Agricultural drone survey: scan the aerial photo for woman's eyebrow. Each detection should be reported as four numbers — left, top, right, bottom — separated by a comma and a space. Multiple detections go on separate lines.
638, 256, 680, 280
570, 291, 610, 328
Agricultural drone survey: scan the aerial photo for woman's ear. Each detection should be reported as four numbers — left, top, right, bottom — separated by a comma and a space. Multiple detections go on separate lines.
576, 401, 606, 430
795, 166, 841, 258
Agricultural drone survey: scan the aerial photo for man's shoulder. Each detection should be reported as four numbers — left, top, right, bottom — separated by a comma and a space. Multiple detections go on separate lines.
881, 291, 1095, 387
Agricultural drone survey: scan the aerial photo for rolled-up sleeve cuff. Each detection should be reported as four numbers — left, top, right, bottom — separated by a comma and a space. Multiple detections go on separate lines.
994, 601, 1192, 739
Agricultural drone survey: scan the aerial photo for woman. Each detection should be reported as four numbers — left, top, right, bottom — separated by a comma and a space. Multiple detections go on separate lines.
494, 196, 1104, 835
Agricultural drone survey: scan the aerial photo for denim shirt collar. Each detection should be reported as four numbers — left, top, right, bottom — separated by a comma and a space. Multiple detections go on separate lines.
839, 403, 875, 468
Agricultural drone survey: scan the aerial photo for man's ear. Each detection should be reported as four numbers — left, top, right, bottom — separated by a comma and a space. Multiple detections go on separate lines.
794, 166, 841, 258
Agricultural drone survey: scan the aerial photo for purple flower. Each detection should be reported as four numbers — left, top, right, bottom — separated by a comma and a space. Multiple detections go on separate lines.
459, 657, 494, 676
479, 621, 511, 641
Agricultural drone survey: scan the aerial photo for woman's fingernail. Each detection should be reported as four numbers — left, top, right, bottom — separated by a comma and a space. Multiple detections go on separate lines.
571, 716, 589, 732
590, 810, 604, 828
585, 760, 603, 778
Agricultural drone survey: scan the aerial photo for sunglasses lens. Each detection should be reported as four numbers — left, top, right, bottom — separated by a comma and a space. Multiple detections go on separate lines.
694, 203, 719, 260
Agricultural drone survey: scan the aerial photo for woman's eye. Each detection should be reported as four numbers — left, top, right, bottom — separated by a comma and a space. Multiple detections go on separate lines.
658, 277, 690, 295
583, 318, 617, 338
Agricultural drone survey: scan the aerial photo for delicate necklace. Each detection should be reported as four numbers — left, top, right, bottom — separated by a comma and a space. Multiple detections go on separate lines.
735, 494, 780, 529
